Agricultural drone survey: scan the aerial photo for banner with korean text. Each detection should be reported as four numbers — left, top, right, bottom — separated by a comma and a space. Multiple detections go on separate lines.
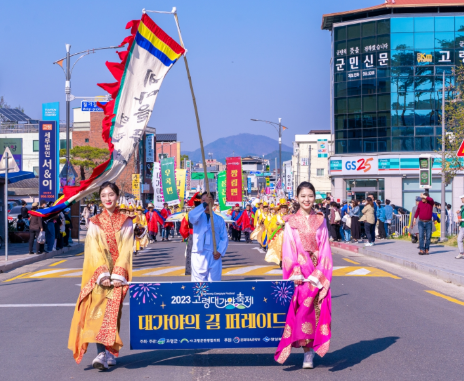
176, 169, 186, 208
217, 171, 230, 211
129, 280, 293, 349
226, 157, 242, 206
161, 157, 179, 205
152, 162, 164, 208
39, 121, 57, 202
132, 174, 141, 200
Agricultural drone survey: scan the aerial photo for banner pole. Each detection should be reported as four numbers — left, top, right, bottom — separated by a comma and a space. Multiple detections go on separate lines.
173, 11, 217, 254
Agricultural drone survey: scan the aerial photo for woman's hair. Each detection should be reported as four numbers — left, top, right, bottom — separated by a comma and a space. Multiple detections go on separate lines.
330, 201, 338, 208
352, 200, 359, 206
376, 200, 381, 206
366, 197, 374, 207
294, 181, 316, 212
99, 181, 120, 197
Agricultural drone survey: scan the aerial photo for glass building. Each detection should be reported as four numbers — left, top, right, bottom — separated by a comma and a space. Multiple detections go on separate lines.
322, 2, 464, 209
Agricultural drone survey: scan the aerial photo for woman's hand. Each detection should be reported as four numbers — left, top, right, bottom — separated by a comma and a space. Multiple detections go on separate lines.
294, 279, 303, 286
113, 280, 122, 288
101, 278, 111, 287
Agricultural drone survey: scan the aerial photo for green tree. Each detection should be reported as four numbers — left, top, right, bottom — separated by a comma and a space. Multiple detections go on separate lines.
438, 65, 464, 185
60, 146, 110, 181
180, 154, 190, 168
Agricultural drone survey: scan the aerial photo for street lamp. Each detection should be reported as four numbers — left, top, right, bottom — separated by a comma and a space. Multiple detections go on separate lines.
250, 118, 287, 187
53, 44, 119, 184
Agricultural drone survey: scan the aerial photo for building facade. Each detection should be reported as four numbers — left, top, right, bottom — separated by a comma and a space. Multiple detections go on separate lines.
292, 131, 333, 199
322, 0, 464, 210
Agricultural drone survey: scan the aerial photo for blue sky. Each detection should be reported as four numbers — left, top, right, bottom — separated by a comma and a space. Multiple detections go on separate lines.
0, 0, 376, 151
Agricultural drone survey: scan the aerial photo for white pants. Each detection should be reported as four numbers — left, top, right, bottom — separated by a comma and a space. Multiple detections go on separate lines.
191, 250, 222, 281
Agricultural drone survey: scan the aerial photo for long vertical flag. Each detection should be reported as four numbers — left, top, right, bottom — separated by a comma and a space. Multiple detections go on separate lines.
30, 13, 185, 217
226, 157, 243, 206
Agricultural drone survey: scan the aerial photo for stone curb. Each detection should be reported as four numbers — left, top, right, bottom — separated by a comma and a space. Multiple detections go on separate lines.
0, 244, 85, 273
330, 241, 464, 287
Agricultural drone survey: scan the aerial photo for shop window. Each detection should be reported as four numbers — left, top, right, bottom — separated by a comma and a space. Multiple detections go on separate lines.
33, 140, 39, 152
316, 169, 324, 177
347, 139, 362, 153
363, 139, 377, 153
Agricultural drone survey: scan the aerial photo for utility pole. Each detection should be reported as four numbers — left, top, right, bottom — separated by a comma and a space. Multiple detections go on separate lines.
65, 44, 71, 180
278, 118, 282, 186
440, 71, 447, 242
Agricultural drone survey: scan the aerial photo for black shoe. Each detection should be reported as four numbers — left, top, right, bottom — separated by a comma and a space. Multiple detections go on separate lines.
28, 252, 34, 255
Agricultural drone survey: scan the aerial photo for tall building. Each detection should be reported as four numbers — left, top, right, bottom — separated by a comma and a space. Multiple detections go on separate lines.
322, 0, 464, 208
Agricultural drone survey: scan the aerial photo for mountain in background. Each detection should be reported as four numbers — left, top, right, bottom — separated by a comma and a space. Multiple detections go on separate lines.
183, 133, 293, 163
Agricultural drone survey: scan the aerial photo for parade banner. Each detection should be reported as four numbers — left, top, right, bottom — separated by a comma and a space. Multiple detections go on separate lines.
176, 169, 186, 208
152, 162, 164, 208
226, 157, 242, 206
132, 174, 141, 200
39, 121, 57, 202
161, 157, 179, 205
129, 280, 293, 349
186, 160, 192, 190
217, 171, 230, 211
146, 134, 155, 163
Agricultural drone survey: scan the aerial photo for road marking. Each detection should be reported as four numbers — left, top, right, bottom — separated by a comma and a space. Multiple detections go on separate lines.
252, 247, 266, 254
3, 272, 31, 282
75, 252, 84, 256
49, 260, 67, 267
225, 265, 270, 275
142, 266, 185, 276
346, 268, 371, 276
30, 269, 73, 277
426, 291, 464, 306
61, 271, 83, 277
266, 269, 283, 275
343, 258, 360, 265
0, 303, 129, 307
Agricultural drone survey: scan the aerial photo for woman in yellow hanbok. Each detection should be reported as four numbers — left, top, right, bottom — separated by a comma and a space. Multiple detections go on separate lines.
262, 203, 276, 248
134, 205, 149, 252
265, 199, 289, 266
68, 182, 134, 371
251, 202, 268, 243
254, 201, 263, 228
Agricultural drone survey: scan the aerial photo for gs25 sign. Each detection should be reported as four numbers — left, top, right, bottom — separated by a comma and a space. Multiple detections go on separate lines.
345, 158, 374, 173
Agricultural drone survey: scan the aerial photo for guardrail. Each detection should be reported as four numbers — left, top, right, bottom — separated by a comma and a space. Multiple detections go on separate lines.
0, 124, 69, 133
391, 213, 459, 237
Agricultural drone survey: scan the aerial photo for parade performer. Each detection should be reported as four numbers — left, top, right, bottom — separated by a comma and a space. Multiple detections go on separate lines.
68, 182, 133, 370
237, 204, 254, 243
119, 198, 127, 215
251, 202, 268, 244
265, 199, 289, 265
262, 203, 276, 248
230, 204, 243, 242
254, 201, 263, 228
160, 202, 174, 241
274, 182, 332, 369
180, 192, 202, 275
189, 192, 228, 281
146, 203, 162, 243
134, 204, 149, 252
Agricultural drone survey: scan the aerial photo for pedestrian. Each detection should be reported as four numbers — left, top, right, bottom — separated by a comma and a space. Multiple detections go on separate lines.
274, 182, 332, 369
28, 203, 43, 255
340, 200, 352, 242
189, 192, 228, 281
20, 201, 29, 220
64, 208, 73, 247
376, 200, 387, 239
413, 193, 435, 255
409, 197, 421, 242
83, 204, 91, 228
241, 203, 254, 243
329, 202, 342, 242
16, 215, 26, 231
455, 195, 464, 259
447, 204, 454, 235
384, 200, 393, 238
160, 203, 174, 241
349, 200, 362, 243
68, 182, 133, 370
368, 194, 377, 243
360, 197, 375, 246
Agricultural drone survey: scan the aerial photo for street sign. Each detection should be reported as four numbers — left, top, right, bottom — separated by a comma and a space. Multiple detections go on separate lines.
81, 101, 107, 112
457, 139, 464, 157
249, 171, 261, 175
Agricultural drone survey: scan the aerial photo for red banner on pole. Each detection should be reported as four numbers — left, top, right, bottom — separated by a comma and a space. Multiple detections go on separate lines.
226, 157, 242, 206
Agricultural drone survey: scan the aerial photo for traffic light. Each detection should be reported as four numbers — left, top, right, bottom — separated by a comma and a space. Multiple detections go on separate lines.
419, 156, 433, 189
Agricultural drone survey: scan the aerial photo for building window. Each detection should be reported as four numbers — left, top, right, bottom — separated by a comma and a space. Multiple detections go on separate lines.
60, 139, 72, 150
33, 167, 39, 177
317, 169, 324, 176
33, 140, 39, 152
85, 138, 89, 143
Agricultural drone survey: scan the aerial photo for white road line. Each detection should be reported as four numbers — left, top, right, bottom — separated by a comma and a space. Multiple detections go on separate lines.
333, 266, 347, 270
0, 303, 129, 307
61, 271, 83, 277
252, 247, 266, 254
30, 269, 76, 277
265, 269, 283, 275
346, 268, 371, 276
225, 266, 269, 275
143, 266, 185, 275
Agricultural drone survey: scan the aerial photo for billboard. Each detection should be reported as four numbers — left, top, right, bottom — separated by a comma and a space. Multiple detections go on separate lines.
39, 121, 57, 201
42, 102, 60, 197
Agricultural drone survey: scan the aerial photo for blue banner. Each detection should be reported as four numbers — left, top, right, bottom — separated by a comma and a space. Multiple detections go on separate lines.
81, 101, 106, 112
247, 177, 251, 194
42, 102, 59, 198
39, 121, 57, 202
130, 280, 294, 349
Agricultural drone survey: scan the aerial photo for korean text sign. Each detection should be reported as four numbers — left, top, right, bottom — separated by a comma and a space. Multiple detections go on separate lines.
39, 121, 57, 201
217, 171, 230, 211
161, 157, 179, 205
130, 280, 293, 349
226, 157, 242, 206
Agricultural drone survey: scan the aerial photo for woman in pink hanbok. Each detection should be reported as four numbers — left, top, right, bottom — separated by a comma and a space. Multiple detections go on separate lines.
274, 182, 332, 369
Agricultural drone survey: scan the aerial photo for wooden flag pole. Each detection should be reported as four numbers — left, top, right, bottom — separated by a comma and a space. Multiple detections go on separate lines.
172, 10, 218, 254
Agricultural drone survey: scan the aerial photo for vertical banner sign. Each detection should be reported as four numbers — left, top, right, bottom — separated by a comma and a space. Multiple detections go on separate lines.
266, 177, 270, 187
247, 177, 251, 194
217, 171, 230, 211
285, 162, 293, 197
132, 174, 141, 200
186, 160, 192, 190
129, 280, 293, 349
0, 138, 22, 170
152, 162, 164, 209
226, 157, 242, 206
42, 102, 60, 198
145, 134, 155, 180
161, 157, 180, 205
176, 169, 187, 208
317, 139, 328, 158
39, 121, 57, 202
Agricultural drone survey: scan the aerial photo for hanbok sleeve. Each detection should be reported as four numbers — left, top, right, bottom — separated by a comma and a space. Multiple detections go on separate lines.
111, 218, 134, 285
216, 217, 229, 257
306, 219, 333, 301
188, 203, 206, 225
281, 224, 304, 281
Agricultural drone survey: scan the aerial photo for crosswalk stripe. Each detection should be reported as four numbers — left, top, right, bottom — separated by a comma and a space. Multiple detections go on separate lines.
30, 269, 72, 277
225, 266, 270, 275
346, 268, 371, 276
143, 266, 185, 275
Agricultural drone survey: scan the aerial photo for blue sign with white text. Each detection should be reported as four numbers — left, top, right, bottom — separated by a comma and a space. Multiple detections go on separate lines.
130, 280, 293, 349
247, 178, 251, 194
39, 121, 57, 202
81, 101, 107, 112
42, 102, 59, 198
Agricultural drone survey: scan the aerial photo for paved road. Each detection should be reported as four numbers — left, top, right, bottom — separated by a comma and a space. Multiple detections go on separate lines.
1, 237, 463, 380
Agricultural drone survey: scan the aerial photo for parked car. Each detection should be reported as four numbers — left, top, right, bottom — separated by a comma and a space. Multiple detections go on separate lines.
7, 204, 32, 223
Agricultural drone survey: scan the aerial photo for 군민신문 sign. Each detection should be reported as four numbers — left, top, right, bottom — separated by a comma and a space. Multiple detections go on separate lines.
129, 280, 293, 349
39, 121, 57, 201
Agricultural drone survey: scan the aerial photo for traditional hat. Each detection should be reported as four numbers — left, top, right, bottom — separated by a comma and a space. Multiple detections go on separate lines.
263, 202, 269, 207
235, 203, 240, 207
187, 191, 202, 207
136, 200, 144, 211
269, 203, 275, 208
147, 203, 154, 208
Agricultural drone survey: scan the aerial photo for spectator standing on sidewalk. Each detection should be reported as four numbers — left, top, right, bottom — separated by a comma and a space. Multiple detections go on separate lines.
349, 200, 362, 243
384, 200, 393, 238
447, 204, 454, 235
28, 203, 43, 255
376, 200, 387, 239
341, 200, 352, 242
455, 195, 464, 259
360, 197, 375, 246
413, 193, 434, 255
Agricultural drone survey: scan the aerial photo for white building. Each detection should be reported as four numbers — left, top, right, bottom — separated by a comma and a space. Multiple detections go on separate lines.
292, 130, 333, 198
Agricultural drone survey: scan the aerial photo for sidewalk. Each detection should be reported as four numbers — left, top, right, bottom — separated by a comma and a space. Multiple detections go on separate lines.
330, 239, 464, 287
0, 240, 84, 273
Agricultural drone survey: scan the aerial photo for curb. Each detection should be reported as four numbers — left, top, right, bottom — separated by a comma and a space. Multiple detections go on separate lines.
0, 244, 85, 273
330, 241, 464, 287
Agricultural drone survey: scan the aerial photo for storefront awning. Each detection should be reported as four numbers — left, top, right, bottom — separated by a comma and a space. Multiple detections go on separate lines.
0, 171, 36, 184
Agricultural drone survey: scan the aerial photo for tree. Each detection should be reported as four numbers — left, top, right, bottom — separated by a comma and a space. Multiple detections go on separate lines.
60, 146, 110, 181
180, 154, 190, 168
438, 65, 464, 185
